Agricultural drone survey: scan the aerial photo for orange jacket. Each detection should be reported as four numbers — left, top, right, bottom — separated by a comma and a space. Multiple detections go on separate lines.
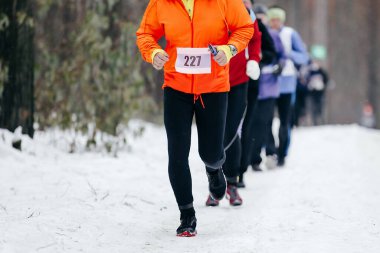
136, 0, 254, 94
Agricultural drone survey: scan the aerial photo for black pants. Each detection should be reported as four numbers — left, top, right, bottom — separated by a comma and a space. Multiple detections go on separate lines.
309, 90, 325, 126
293, 86, 308, 127
266, 93, 293, 160
266, 123, 276, 156
164, 87, 228, 209
250, 98, 276, 165
222, 83, 248, 183
239, 79, 259, 174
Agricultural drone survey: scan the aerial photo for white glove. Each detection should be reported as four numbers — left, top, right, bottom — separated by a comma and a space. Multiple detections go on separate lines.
246, 60, 260, 80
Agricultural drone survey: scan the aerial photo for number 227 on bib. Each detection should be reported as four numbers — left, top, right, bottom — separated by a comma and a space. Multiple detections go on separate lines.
175, 48, 211, 74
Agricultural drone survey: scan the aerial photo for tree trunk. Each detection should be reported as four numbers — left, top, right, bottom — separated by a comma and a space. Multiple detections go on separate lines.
368, 0, 379, 128
0, 0, 35, 137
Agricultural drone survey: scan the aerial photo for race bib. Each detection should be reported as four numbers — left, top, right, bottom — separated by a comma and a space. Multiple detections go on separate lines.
175, 48, 211, 74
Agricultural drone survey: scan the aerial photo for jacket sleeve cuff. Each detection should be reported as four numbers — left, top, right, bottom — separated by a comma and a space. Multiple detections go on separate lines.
216, 45, 233, 63
151, 49, 166, 63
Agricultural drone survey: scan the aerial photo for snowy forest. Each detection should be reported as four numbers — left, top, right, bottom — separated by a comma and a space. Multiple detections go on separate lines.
0, 0, 162, 142
1, 1, 380, 252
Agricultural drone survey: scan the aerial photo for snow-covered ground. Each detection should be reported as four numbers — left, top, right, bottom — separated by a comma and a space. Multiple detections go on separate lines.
1, 123, 380, 253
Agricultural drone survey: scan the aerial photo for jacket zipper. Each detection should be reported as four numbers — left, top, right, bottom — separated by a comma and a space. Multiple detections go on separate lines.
177, 0, 195, 94
191, 11, 194, 94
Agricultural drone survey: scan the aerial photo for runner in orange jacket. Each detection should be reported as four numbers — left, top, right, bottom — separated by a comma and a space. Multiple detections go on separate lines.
137, 0, 254, 94
136, 0, 254, 237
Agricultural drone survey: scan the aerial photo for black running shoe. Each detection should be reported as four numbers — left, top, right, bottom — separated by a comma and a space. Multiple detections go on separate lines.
206, 169, 227, 200
252, 164, 263, 172
277, 157, 285, 167
176, 216, 197, 237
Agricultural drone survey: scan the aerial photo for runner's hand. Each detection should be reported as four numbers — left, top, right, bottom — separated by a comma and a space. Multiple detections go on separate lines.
153, 52, 169, 70
213, 51, 228, 66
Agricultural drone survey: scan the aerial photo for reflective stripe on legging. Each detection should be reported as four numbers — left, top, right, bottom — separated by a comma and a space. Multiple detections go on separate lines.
224, 106, 247, 152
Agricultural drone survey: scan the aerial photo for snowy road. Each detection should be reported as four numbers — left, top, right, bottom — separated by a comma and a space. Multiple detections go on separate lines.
1, 123, 380, 253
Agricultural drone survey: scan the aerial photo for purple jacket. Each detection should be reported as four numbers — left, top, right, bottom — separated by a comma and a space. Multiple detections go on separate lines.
258, 29, 285, 100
